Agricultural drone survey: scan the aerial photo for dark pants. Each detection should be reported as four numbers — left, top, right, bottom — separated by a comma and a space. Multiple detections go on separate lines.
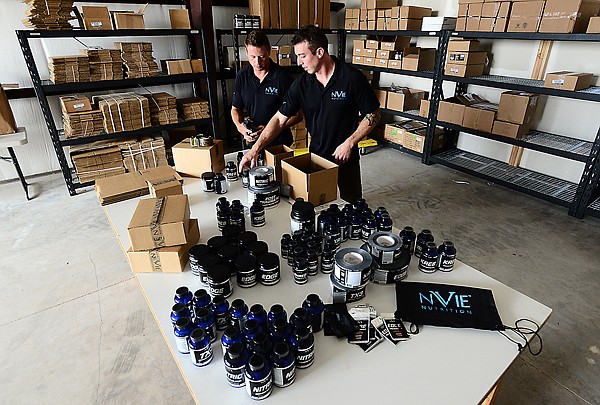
338, 158, 362, 205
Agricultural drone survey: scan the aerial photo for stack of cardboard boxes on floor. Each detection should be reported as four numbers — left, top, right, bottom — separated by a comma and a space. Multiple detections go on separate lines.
457, 0, 600, 34
345, 3, 433, 31
352, 36, 436, 72
248, 0, 330, 29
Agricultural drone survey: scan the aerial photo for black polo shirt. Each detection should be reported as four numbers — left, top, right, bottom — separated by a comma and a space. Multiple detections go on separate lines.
279, 57, 380, 163
232, 60, 294, 146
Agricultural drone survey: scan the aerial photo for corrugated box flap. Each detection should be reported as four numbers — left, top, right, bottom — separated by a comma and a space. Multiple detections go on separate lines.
128, 194, 189, 229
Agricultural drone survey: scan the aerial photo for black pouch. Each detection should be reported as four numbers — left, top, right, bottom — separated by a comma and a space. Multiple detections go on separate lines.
323, 303, 360, 338
395, 281, 505, 331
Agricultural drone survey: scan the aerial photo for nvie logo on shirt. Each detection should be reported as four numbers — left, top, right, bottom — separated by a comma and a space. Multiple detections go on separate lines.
265, 87, 279, 95
331, 90, 347, 100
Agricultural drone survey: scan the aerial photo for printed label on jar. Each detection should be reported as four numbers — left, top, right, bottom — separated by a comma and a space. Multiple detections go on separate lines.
246, 372, 273, 399
209, 280, 232, 297
261, 268, 280, 286
321, 258, 334, 273
418, 257, 437, 273
175, 336, 189, 354
215, 314, 229, 330
251, 213, 265, 227
257, 191, 279, 208
294, 270, 308, 284
225, 364, 245, 387
273, 363, 296, 387
190, 346, 213, 366
238, 272, 258, 288
308, 259, 318, 276
199, 270, 208, 286
438, 255, 456, 272
295, 344, 315, 368
350, 225, 362, 240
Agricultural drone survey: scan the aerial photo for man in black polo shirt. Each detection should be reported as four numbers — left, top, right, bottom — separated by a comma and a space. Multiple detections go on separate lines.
239, 25, 381, 204
231, 30, 302, 147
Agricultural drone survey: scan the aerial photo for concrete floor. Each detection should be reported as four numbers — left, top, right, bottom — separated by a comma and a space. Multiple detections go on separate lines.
1, 146, 599, 404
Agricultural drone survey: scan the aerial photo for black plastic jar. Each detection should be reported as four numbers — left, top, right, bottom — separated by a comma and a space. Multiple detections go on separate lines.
201, 171, 215, 192
306, 248, 319, 276
207, 264, 232, 298
237, 231, 258, 254
215, 173, 228, 194
290, 198, 315, 233
195, 253, 219, 286
234, 254, 258, 288
280, 234, 292, 259
257, 252, 281, 286
222, 224, 243, 243
226, 161, 238, 181
189, 243, 210, 277
218, 243, 239, 275
247, 240, 269, 258
207, 235, 229, 252
415, 229, 434, 258
293, 257, 308, 284
250, 201, 266, 227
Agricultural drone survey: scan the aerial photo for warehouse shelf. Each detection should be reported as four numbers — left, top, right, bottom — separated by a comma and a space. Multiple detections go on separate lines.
586, 196, 600, 218
346, 30, 441, 37
431, 149, 578, 207
450, 31, 600, 42
351, 63, 435, 79
442, 74, 600, 102
42, 73, 206, 95
437, 122, 593, 162
381, 108, 426, 123
19, 29, 201, 39
58, 118, 211, 146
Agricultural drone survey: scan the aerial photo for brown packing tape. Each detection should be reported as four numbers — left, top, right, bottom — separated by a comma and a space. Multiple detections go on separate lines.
150, 197, 166, 248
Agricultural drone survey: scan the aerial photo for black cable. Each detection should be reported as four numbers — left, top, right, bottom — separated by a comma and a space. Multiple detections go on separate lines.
500, 318, 543, 356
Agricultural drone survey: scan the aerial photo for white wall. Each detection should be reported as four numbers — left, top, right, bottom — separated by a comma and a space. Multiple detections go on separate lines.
2, 0, 599, 186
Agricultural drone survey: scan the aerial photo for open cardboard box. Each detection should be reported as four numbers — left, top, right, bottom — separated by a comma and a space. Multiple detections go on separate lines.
281, 153, 338, 206
111, 5, 147, 29
127, 219, 200, 273
265, 144, 294, 181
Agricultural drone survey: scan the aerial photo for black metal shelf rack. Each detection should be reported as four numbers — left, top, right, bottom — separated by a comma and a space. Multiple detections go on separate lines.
16, 28, 217, 196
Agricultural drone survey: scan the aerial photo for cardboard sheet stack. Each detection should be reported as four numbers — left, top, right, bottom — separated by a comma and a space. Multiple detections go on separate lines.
92, 93, 151, 133
81, 49, 123, 81
144, 92, 178, 126
21, 0, 74, 30
120, 137, 168, 172
48, 56, 90, 83
115, 42, 159, 78
70, 145, 125, 183
177, 98, 210, 120
63, 110, 104, 138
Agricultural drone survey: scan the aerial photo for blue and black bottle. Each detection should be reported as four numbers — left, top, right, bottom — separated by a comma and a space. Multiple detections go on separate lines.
192, 288, 211, 312
302, 294, 324, 333
247, 304, 268, 330
194, 307, 217, 343
174, 286, 193, 307
242, 319, 262, 347
229, 298, 248, 331
170, 303, 191, 325
244, 353, 273, 400
290, 327, 315, 369
188, 328, 213, 367
249, 331, 273, 359
224, 342, 249, 388
415, 229, 434, 258
272, 342, 296, 388
267, 304, 287, 330
221, 325, 243, 354
212, 295, 230, 331
269, 318, 292, 344
173, 317, 194, 354
400, 226, 417, 254
437, 241, 457, 272
289, 307, 312, 333
418, 241, 439, 274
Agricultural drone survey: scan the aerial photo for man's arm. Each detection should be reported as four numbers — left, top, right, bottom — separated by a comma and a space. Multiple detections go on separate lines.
231, 106, 249, 138
332, 108, 381, 164
239, 111, 289, 170
282, 110, 304, 130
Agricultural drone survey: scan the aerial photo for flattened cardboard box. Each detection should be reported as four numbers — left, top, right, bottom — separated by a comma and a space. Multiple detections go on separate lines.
60, 95, 92, 114
265, 144, 295, 181
128, 194, 191, 251
420, 99, 430, 118
128, 219, 199, 273
169, 9, 191, 29
82, 6, 112, 30
95, 171, 148, 205
172, 138, 225, 177
281, 153, 338, 206
544, 71, 594, 91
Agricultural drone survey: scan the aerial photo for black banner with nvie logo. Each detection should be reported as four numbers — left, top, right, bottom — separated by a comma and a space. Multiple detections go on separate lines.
395, 282, 505, 331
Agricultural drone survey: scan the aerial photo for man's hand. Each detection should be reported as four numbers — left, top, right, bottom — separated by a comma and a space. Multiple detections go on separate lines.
332, 140, 353, 164
239, 149, 258, 172
243, 125, 265, 143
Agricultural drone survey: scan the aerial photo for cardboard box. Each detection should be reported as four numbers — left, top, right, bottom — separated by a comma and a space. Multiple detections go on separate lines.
279, 0, 298, 28
127, 219, 200, 273
497, 91, 540, 125
457, 17, 467, 31
353, 55, 366, 65
169, 9, 191, 29
463, 103, 499, 133
437, 94, 485, 125
447, 51, 487, 65
507, 1, 545, 32
387, 59, 402, 69
458, 4, 469, 17
364, 48, 377, 57
383, 122, 406, 144
191, 59, 205, 73
366, 0, 399, 9
448, 39, 480, 52
281, 153, 338, 206
95, 171, 148, 205
365, 38, 380, 49
265, 144, 295, 181
539, 0, 600, 33
161, 59, 193, 75
345, 19, 359, 29
112, 11, 145, 29
128, 194, 191, 251
467, 2, 484, 16
401, 48, 436, 71
445, 63, 485, 77
375, 58, 389, 67
380, 37, 411, 51
376, 18, 386, 30
403, 127, 445, 153
376, 50, 395, 59
466, 16, 482, 31
148, 177, 183, 198
82, 6, 112, 30
353, 45, 364, 56
364, 57, 376, 66
399, 19, 424, 30
346, 8, 361, 18
386, 88, 427, 111
544, 71, 594, 91
373, 88, 388, 108
588, 16, 600, 33
60, 95, 92, 114
420, 99, 430, 118
172, 138, 225, 177
492, 120, 531, 139
399, 5, 432, 19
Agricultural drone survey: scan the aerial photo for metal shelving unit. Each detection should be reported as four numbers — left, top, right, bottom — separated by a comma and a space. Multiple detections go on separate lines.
381, 108, 426, 123
426, 31, 600, 219
16, 28, 217, 196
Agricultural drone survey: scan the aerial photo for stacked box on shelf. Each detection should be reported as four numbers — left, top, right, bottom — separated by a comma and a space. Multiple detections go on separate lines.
248, 0, 330, 29
458, 1, 511, 32
345, 8, 360, 29
385, 86, 428, 112
21, 0, 74, 30
507, 1, 546, 33
115, 42, 159, 78
539, 0, 600, 33
63, 110, 104, 139
291, 120, 309, 149
492, 91, 541, 139
398, 5, 432, 31
352, 36, 411, 67
402, 47, 436, 71
143, 92, 178, 126
445, 39, 486, 77
92, 93, 151, 133
48, 55, 90, 84
71, 145, 125, 183
120, 137, 168, 172
81, 49, 123, 81
177, 98, 210, 120
276, 45, 292, 67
